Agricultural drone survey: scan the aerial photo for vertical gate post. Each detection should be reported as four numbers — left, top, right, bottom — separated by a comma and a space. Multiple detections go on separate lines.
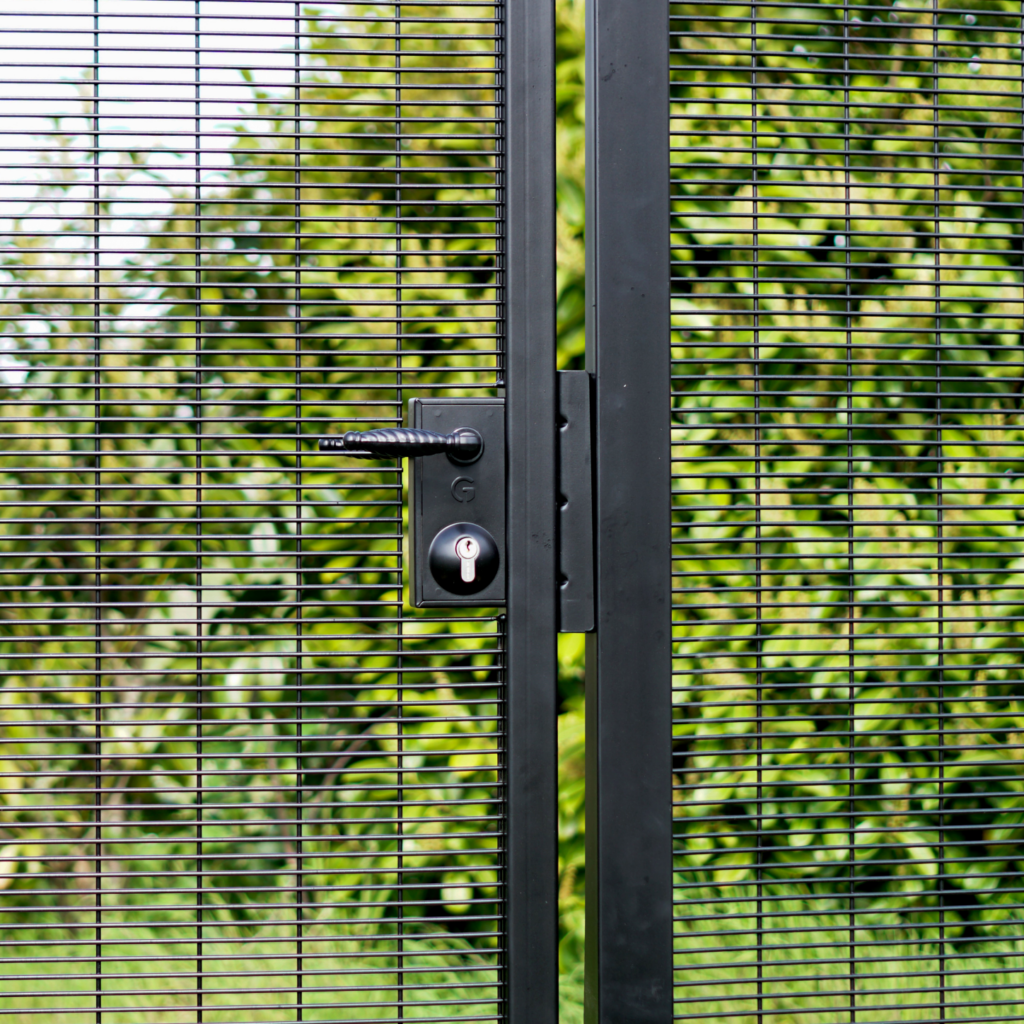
584, 0, 673, 1018
505, 0, 559, 1019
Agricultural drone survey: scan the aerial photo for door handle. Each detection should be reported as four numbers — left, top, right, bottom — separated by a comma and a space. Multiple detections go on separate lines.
318, 426, 483, 464
318, 400, 505, 607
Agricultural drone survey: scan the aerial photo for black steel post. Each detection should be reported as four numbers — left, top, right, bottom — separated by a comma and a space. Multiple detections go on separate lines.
584, 0, 673, 1018
505, 0, 559, 1018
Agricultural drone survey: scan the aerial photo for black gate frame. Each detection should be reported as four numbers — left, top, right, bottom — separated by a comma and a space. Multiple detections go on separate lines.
505, 0, 560, 1021
585, 0, 674, 1021
510, 3, 676, 1017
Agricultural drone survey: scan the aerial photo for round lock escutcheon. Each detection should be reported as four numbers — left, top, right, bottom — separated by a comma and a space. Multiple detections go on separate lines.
428, 522, 499, 595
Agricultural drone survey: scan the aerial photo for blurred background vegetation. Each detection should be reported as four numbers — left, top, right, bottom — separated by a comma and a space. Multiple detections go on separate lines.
8, 0, 1023, 1020
669, 0, 1024, 1017
0, 1, 590, 1019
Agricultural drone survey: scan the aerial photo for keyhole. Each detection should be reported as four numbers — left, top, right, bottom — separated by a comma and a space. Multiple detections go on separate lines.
455, 535, 480, 582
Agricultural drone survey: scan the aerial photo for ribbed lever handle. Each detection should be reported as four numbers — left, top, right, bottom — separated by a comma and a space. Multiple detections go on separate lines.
318, 427, 483, 462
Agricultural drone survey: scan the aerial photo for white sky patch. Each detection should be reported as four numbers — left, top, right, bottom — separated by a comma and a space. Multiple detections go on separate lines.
0, 1, 321, 376
0, 1, 311, 232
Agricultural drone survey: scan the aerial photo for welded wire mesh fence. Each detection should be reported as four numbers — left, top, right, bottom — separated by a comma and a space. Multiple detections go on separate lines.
671, 1, 1024, 1020
0, 2, 505, 1020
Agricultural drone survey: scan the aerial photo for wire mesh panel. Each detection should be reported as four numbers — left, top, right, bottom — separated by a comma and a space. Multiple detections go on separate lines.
671, 1, 1024, 1020
0, 1, 505, 1020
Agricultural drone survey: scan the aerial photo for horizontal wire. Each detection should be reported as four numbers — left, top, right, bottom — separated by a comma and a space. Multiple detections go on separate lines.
670, 1001, 1023, 1023
1, 984, 496, 1003
0, 633, 497, 646
672, 991, 1024, 1013
0, 838, 502, 857
0, 929, 502, 950
671, 886, 1024, 913
2, 976, 497, 996
673, 767, 1024, 798
0, 1002, 501, 1021
1, 958, 495, 975
0, 9, 499, 20
0, 763, 504, 782
670, 34, 1024, 57
0, 32, 501, 48
0, 64, 501, 80
671, 2, 1016, 19
6, 129, 501, 147
669, 342, 1024, 354
673, 969, 1024, 990
0, 896, 499, 919
670, 53, 1024, 77
1, 825, 502, 843
0, 705, 502, 722
669, 133, 1024, 156
666, 174, 1024, 191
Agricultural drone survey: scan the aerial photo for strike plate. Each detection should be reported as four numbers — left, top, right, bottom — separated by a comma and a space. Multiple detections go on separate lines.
558, 370, 595, 632
409, 397, 506, 607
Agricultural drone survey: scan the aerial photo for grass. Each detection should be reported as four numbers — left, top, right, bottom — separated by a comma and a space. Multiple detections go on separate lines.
5, 910, 1024, 1022
674, 905, 1024, 1024
0, 923, 500, 1022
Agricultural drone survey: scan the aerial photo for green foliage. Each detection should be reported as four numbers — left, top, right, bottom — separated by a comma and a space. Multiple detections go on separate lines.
553, 1, 588, 990
9, 0, 1023, 1013
0, 6, 519, 1014
670, 0, 1024, 1003
556, 0, 587, 370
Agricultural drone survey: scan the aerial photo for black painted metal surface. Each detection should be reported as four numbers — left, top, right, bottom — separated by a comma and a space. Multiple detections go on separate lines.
503, 0, 559, 1014
0, 2, 541, 1020
557, 370, 594, 633
410, 398, 506, 607
585, 0, 674, 1017
671, 1, 1024, 1021
318, 426, 485, 461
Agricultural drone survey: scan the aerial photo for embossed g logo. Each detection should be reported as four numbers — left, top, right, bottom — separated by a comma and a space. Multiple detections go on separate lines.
451, 476, 476, 502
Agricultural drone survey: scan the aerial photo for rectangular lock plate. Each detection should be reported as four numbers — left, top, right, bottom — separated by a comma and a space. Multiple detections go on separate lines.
410, 397, 506, 607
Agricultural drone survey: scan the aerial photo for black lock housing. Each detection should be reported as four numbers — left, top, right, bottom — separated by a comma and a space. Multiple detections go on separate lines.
409, 397, 505, 607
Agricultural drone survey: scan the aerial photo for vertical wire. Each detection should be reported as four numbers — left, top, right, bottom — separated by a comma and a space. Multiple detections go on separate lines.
194, 3, 205, 1019
493, 8, 507, 1013
931, 2, 947, 1014
494, 0, 506, 389
394, 2, 406, 1012
842, 6, 857, 1021
750, 3, 764, 1018
294, 4, 305, 1018
91, 2, 102, 1020
496, 613, 508, 1018
1018, 8, 1024, 988
1019, 60, 1024, 1024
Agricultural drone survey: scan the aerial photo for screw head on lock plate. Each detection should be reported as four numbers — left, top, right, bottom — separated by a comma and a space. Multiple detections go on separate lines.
428, 522, 499, 596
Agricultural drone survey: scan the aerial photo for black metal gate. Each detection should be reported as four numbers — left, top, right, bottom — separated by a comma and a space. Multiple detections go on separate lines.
0, 2, 556, 1021
585, 0, 1024, 1022
7, 1, 1021, 1023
